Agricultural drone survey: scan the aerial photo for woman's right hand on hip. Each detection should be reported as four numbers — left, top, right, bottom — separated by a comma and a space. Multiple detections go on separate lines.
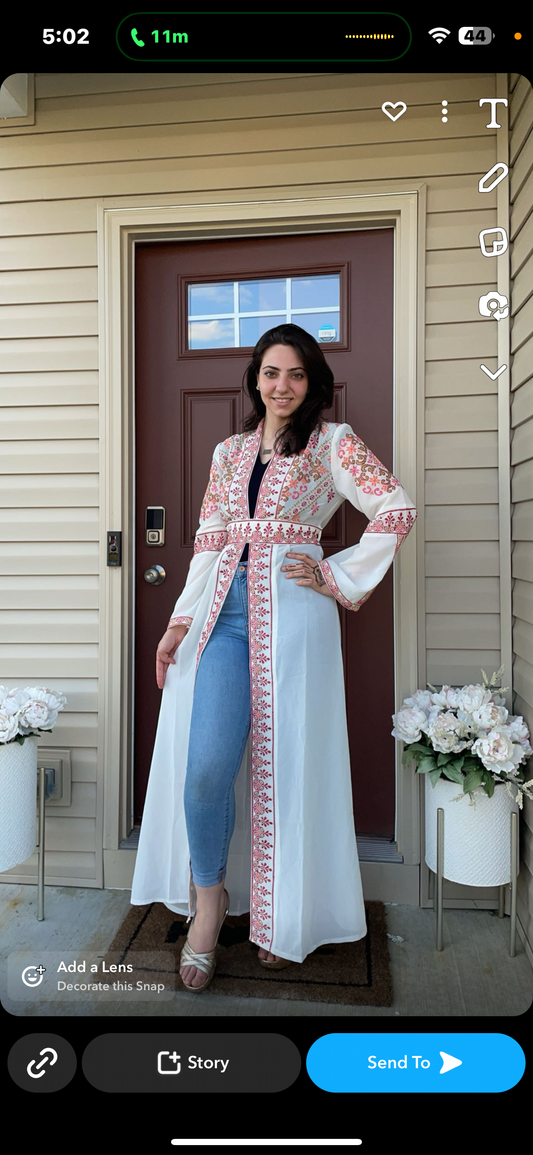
156, 625, 188, 689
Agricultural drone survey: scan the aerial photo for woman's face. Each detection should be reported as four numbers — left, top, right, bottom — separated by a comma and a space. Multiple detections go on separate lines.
257, 344, 309, 421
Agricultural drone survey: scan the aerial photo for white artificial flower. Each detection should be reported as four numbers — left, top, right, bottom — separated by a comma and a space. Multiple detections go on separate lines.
10, 686, 67, 735
0, 708, 20, 743
457, 685, 493, 713
18, 686, 66, 712
404, 690, 433, 711
430, 685, 462, 710
426, 710, 472, 754
506, 715, 531, 746
467, 703, 509, 732
471, 728, 524, 777
426, 704, 449, 726
0, 692, 20, 719
391, 705, 428, 743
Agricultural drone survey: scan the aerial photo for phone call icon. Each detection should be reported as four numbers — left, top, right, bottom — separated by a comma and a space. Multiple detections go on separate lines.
131, 28, 145, 47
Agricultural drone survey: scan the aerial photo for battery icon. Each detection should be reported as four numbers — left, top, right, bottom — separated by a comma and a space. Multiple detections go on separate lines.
459, 26, 495, 44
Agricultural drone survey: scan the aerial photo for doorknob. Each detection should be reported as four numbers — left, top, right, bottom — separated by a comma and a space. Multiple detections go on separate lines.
144, 565, 166, 585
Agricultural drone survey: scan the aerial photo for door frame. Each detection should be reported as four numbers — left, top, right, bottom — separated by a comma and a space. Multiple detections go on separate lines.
97, 188, 424, 902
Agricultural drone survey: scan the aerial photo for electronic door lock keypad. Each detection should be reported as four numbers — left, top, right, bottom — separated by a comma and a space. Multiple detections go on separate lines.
146, 506, 165, 546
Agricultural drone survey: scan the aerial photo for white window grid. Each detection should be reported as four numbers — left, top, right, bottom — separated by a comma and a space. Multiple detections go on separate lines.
188, 276, 340, 347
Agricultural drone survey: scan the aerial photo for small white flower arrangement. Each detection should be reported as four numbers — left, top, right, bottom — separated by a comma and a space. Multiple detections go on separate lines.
0, 685, 67, 746
392, 666, 533, 807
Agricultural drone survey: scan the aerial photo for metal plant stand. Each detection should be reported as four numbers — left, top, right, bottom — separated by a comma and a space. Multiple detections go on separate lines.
434, 807, 519, 956
37, 764, 54, 920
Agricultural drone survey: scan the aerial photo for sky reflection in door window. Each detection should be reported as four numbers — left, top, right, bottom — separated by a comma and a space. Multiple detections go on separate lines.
187, 273, 340, 348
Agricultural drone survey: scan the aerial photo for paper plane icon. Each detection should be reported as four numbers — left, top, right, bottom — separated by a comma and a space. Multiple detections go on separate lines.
439, 1051, 462, 1074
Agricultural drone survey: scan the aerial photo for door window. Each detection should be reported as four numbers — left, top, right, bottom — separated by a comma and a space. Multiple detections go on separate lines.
187, 273, 340, 349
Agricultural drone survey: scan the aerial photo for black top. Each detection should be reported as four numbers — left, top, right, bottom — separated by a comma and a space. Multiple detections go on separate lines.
240, 453, 270, 562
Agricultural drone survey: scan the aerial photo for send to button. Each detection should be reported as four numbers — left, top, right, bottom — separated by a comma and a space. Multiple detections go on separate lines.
307, 1034, 525, 1092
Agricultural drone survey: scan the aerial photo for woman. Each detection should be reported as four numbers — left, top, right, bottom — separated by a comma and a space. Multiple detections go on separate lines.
130, 324, 417, 992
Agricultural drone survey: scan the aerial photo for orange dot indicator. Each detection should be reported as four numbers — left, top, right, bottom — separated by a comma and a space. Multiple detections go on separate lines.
514, 32, 522, 39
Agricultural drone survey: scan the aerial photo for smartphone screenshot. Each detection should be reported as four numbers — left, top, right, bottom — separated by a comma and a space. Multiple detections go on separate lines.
1, 9, 530, 1151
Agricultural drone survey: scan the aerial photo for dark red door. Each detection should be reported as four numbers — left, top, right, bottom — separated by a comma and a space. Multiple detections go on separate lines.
134, 229, 394, 834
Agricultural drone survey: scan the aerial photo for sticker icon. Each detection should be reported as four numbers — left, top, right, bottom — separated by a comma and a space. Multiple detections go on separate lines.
479, 227, 508, 257
479, 163, 508, 193
478, 291, 509, 321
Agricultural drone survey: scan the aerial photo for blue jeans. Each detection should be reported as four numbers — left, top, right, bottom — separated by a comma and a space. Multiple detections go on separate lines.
183, 561, 251, 887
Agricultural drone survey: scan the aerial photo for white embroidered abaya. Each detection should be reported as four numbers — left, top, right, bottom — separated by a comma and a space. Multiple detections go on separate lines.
130, 418, 417, 963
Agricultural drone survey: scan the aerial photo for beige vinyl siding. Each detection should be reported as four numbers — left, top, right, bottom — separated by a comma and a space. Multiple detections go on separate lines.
0, 70, 517, 892
510, 72, 533, 958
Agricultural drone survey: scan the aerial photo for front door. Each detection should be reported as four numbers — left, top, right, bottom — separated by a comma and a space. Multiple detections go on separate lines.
134, 228, 394, 835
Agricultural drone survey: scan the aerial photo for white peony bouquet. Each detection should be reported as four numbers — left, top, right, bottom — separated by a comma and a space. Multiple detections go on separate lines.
0, 685, 67, 746
392, 666, 533, 807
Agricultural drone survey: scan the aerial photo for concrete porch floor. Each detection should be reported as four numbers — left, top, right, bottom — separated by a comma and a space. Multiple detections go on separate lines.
1, 882, 532, 1018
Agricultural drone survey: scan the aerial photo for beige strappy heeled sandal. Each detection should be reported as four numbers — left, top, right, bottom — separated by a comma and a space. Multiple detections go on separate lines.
179, 888, 230, 993
258, 954, 293, 969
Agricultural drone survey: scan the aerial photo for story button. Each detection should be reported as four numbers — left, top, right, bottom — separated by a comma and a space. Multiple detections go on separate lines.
83, 1033, 300, 1091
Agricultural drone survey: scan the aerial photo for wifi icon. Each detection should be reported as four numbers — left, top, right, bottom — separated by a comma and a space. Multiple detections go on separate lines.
428, 27, 451, 43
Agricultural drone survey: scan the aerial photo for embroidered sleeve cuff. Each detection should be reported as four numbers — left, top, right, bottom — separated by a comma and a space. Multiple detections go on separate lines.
167, 615, 192, 630
363, 507, 417, 558
318, 559, 367, 611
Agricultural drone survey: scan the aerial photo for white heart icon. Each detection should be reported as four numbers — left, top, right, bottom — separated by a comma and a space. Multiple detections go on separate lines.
382, 102, 407, 122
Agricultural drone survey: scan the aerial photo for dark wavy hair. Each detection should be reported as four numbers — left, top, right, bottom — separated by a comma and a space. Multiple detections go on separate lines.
242, 324, 334, 456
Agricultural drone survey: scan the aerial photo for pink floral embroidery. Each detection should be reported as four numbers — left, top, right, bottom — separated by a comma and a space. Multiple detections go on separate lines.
278, 424, 334, 520
318, 559, 355, 610
337, 433, 400, 495
167, 615, 192, 629
318, 561, 377, 612
256, 447, 299, 523
218, 435, 246, 518
193, 530, 228, 554
226, 519, 321, 547
364, 508, 417, 536
199, 458, 222, 522
355, 586, 376, 609
248, 543, 275, 949
228, 425, 262, 520
225, 420, 341, 528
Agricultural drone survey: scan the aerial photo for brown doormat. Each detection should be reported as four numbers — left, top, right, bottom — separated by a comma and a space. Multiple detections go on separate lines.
100, 901, 392, 1007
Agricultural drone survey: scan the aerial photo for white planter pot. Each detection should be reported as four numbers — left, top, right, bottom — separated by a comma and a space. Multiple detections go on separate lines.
425, 774, 519, 887
0, 735, 38, 872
